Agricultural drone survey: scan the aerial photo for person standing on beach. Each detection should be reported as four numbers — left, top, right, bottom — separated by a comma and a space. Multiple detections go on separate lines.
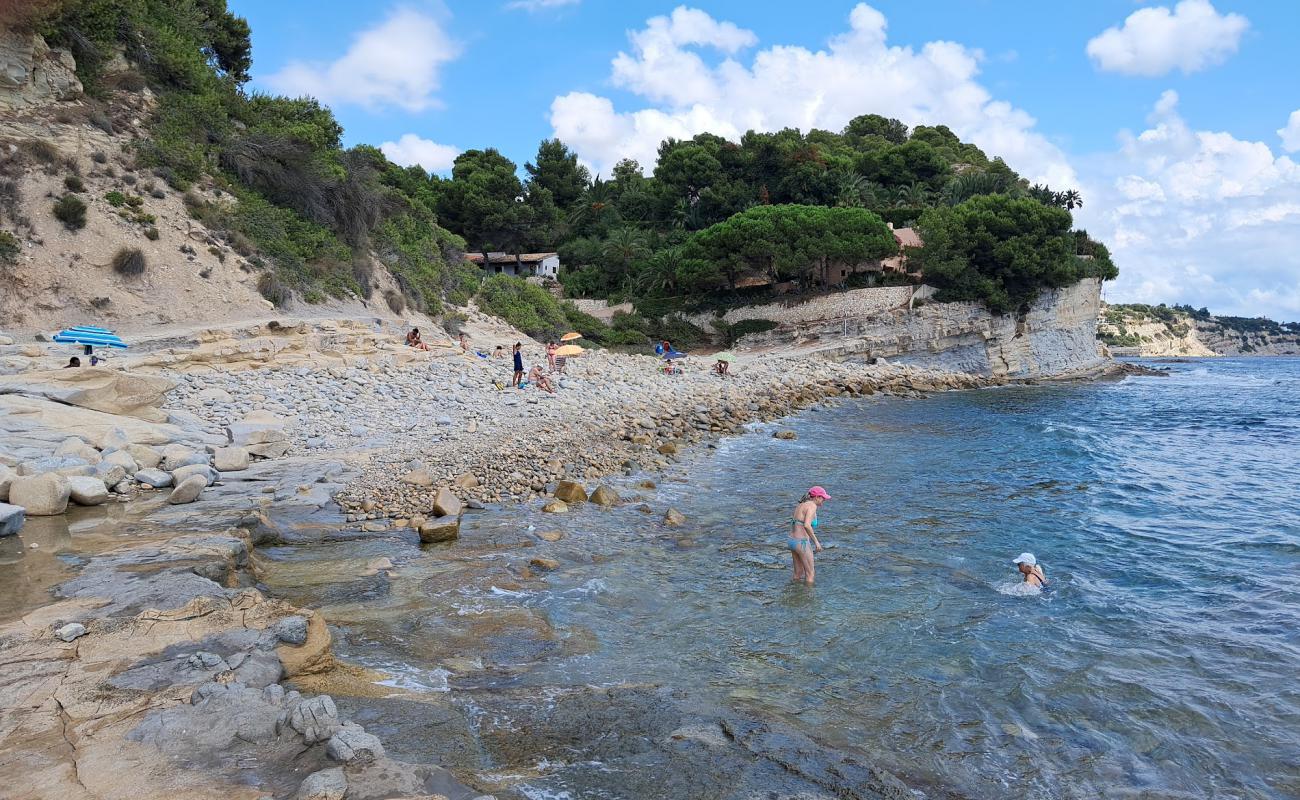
512, 342, 525, 388
546, 341, 558, 371
789, 486, 829, 584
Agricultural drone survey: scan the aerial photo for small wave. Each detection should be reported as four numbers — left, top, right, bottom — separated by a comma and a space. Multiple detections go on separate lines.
996, 581, 1042, 597
518, 787, 573, 800
375, 664, 451, 693
562, 578, 609, 597
489, 586, 530, 598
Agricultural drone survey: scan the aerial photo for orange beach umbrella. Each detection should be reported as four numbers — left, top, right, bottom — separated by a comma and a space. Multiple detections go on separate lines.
560, 332, 583, 342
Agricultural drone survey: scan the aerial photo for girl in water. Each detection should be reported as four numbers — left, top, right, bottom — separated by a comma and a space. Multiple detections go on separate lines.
789, 486, 830, 584
1012, 552, 1047, 588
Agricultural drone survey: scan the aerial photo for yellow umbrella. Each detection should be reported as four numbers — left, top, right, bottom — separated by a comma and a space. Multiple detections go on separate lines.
555, 344, 584, 357
560, 332, 583, 342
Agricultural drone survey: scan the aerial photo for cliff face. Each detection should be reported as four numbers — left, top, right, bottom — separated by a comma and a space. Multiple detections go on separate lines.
738, 279, 1108, 379
1193, 320, 1300, 356
1098, 305, 1300, 356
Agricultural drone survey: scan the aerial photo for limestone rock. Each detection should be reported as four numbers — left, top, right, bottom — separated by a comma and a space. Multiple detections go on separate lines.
0, 367, 174, 421
542, 500, 568, 514
431, 486, 462, 518
168, 475, 206, 504
537, 529, 564, 542
664, 508, 687, 527
529, 557, 560, 571
0, 31, 82, 111
134, 468, 172, 488
453, 472, 480, 489
0, 502, 24, 536
590, 485, 620, 507
67, 476, 109, 506
247, 440, 291, 458
233, 650, 284, 689
55, 622, 86, 642
102, 449, 140, 475
227, 410, 288, 446
161, 449, 207, 472
274, 615, 309, 645
213, 446, 250, 472
296, 767, 346, 800
773, 430, 798, 440
400, 469, 435, 487
553, 480, 588, 504
657, 442, 679, 455
326, 723, 385, 765
54, 437, 100, 463
125, 443, 163, 469
172, 463, 219, 487
9, 473, 70, 516
0, 465, 14, 502
418, 518, 459, 543
287, 695, 341, 745
277, 611, 335, 676
94, 461, 128, 488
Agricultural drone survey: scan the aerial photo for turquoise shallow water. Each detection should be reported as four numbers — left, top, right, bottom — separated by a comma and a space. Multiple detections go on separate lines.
270, 358, 1300, 799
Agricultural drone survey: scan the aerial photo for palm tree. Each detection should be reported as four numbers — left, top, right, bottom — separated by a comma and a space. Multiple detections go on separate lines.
896, 180, 932, 207
635, 248, 681, 294
601, 227, 651, 281
1060, 189, 1083, 210
567, 178, 615, 229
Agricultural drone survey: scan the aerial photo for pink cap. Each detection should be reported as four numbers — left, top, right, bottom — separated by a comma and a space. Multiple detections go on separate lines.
808, 486, 832, 500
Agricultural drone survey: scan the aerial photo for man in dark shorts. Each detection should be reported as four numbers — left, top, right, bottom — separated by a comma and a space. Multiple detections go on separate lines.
512, 342, 525, 387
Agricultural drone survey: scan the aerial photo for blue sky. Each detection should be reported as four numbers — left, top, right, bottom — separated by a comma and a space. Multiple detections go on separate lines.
228, 0, 1300, 320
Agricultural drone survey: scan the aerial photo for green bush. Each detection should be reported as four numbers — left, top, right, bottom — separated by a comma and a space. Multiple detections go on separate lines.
111, 246, 145, 276
476, 274, 570, 340
714, 317, 780, 345
647, 314, 710, 351
561, 303, 613, 344
53, 195, 87, 230
64, 175, 85, 192
0, 230, 19, 263
105, 190, 126, 207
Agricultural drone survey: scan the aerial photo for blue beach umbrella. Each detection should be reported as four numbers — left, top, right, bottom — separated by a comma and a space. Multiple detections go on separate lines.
52, 325, 128, 349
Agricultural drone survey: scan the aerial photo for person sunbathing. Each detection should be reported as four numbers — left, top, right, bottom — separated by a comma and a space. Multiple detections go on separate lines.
528, 365, 556, 393
406, 328, 432, 351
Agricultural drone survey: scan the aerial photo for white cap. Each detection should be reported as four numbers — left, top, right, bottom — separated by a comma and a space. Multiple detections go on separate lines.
1012, 552, 1037, 566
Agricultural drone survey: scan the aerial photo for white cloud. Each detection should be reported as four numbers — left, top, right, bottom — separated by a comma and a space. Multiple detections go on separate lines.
1085, 0, 1248, 77
1279, 110, 1300, 153
380, 133, 460, 173
264, 8, 461, 112
507, 0, 579, 10
1079, 95, 1300, 320
549, 3, 1076, 188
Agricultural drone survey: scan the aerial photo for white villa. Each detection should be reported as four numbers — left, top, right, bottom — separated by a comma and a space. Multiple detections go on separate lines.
466, 252, 560, 278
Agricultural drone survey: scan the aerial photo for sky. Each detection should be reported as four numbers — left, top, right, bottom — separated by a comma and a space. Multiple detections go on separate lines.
227, 0, 1300, 321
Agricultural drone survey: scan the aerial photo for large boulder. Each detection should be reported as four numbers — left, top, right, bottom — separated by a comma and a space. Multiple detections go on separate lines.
400, 470, 435, 487
168, 475, 206, 505
326, 723, 384, 765
66, 476, 109, 506
0, 367, 175, 422
0, 465, 14, 502
418, 518, 459, 543
101, 449, 139, 475
125, 443, 163, 469
295, 767, 346, 800
93, 461, 128, 488
161, 449, 208, 472
277, 611, 334, 677
285, 695, 340, 745
54, 437, 100, 464
134, 468, 172, 488
226, 410, 288, 446
0, 503, 24, 536
213, 446, 249, 472
553, 480, 588, 504
590, 485, 620, 507
8, 473, 70, 516
172, 463, 219, 487
664, 508, 687, 527
17, 456, 87, 476
431, 486, 462, 518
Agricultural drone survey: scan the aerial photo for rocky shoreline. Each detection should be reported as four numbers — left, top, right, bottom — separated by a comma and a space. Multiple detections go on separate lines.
0, 319, 1146, 799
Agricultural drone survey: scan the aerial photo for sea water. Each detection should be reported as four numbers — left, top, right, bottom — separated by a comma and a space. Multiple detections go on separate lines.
510, 357, 1300, 798
269, 358, 1300, 799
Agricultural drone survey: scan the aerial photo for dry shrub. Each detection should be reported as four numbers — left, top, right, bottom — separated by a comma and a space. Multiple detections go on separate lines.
20, 139, 61, 164
53, 194, 86, 230
111, 247, 145, 276
88, 110, 114, 135
91, 150, 108, 164
228, 230, 254, 257
64, 174, 84, 192
0, 179, 21, 223
105, 70, 146, 92
143, 226, 159, 240
384, 290, 405, 314
352, 256, 375, 299
257, 272, 289, 306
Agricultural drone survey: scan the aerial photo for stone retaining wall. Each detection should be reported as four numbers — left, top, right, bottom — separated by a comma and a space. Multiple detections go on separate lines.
683, 286, 914, 328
